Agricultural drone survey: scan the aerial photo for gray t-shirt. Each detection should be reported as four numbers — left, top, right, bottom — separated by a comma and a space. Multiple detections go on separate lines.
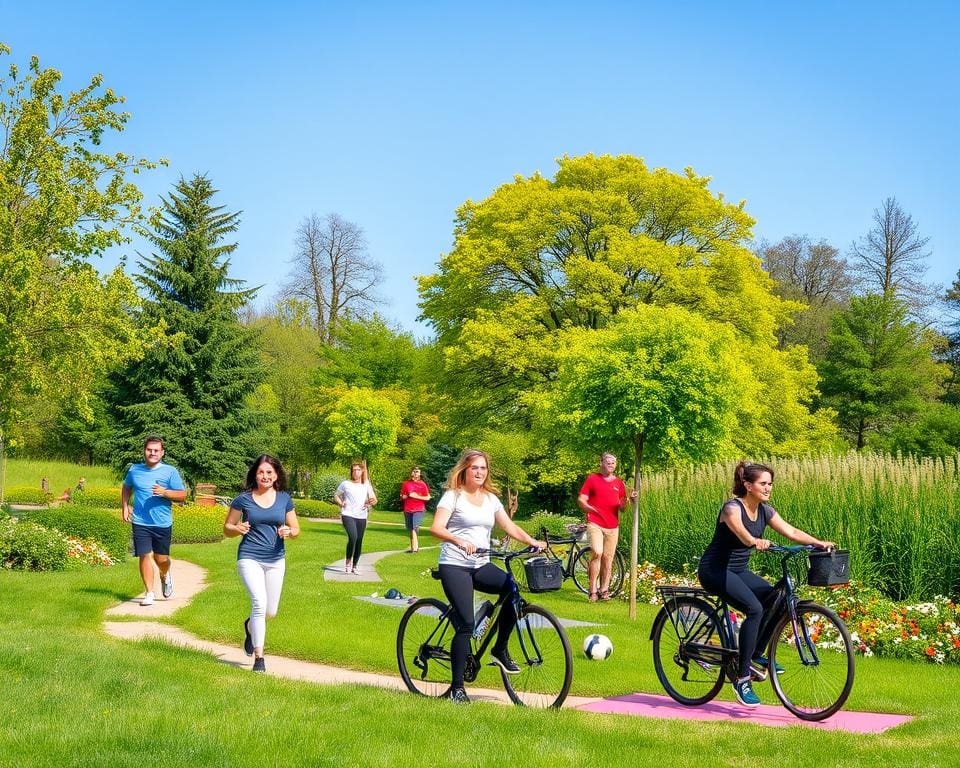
437, 489, 504, 569
231, 491, 294, 563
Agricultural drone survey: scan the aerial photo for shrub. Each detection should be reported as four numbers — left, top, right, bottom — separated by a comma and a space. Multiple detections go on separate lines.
23, 506, 128, 560
173, 504, 224, 544
512, 511, 582, 539
70, 487, 121, 508
308, 473, 342, 502
0, 519, 70, 571
294, 498, 340, 518
3, 486, 52, 505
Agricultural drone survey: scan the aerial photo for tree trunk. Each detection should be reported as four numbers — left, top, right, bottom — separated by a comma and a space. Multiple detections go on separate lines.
629, 432, 645, 620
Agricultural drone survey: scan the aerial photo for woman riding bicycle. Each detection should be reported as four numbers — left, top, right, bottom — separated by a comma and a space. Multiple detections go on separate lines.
429, 448, 546, 704
697, 461, 834, 709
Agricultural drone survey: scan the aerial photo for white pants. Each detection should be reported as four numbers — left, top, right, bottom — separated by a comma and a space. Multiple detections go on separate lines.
237, 557, 286, 650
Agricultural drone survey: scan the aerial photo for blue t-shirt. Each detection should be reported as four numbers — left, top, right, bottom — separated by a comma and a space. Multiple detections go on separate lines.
231, 491, 295, 563
123, 462, 186, 528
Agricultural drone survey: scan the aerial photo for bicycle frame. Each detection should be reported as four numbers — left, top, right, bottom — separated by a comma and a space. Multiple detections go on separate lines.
540, 526, 583, 579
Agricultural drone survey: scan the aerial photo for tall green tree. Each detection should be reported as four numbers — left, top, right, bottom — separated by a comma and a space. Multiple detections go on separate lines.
943, 271, 960, 405
107, 175, 265, 485
418, 154, 833, 458
527, 305, 747, 617
0, 44, 159, 477
819, 294, 947, 450
325, 388, 401, 466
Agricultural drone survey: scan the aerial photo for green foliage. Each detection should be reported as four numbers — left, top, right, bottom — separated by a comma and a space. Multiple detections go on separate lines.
315, 314, 420, 389
417, 153, 834, 460
820, 294, 948, 450
105, 175, 266, 485
3, 487, 52, 505
292, 498, 340, 518
512, 511, 583, 539
881, 403, 960, 458
0, 518, 70, 571
325, 388, 401, 464
172, 504, 224, 544
0, 46, 162, 443
69, 487, 122, 508
307, 472, 343, 501
24, 506, 128, 559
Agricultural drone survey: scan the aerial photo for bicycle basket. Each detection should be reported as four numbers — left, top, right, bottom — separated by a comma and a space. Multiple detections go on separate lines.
807, 550, 850, 587
524, 556, 563, 592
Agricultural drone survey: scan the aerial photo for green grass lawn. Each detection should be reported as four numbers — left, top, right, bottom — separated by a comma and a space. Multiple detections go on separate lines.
4, 458, 117, 493
2, 518, 958, 767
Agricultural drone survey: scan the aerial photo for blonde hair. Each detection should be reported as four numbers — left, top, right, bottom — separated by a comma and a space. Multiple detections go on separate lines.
445, 448, 499, 495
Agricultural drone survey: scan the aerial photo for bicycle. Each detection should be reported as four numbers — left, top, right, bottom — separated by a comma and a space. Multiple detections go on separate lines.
649, 544, 855, 721
509, 524, 626, 598
396, 547, 574, 708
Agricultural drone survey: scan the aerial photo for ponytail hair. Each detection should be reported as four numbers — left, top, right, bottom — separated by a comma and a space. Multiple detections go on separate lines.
732, 461, 774, 497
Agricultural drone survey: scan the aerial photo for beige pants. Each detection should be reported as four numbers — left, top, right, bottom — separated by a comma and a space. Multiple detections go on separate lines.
586, 522, 619, 559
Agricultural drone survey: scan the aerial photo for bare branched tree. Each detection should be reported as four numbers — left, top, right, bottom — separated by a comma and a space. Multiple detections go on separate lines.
849, 197, 931, 307
280, 213, 383, 343
760, 235, 853, 307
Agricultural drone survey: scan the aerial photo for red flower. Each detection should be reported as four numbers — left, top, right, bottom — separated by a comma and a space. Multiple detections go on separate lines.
926, 647, 936, 657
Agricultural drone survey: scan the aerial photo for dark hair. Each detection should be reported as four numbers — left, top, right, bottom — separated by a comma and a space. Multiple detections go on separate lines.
245, 454, 287, 492
143, 435, 165, 449
732, 461, 774, 497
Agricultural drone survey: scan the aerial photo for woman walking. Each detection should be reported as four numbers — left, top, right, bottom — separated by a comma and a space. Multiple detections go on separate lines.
223, 454, 299, 672
334, 462, 377, 574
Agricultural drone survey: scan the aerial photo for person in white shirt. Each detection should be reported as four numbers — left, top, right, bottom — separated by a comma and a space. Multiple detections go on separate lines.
334, 462, 377, 574
429, 448, 545, 704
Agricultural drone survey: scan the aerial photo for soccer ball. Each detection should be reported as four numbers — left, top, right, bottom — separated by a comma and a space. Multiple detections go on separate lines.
583, 633, 613, 660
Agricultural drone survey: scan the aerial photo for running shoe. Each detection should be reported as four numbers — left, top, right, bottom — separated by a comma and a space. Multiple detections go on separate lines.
252, 657, 266, 673
733, 678, 761, 707
489, 648, 521, 674
448, 687, 470, 704
243, 618, 253, 656
140, 591, 155, 606
161, 570, 173, 599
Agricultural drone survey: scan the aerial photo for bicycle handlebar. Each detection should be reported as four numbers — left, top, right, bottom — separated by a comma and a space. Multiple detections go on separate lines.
474, 546, 542, 561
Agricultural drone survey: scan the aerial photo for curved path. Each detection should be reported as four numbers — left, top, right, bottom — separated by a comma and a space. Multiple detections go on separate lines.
102, 553, 601, 708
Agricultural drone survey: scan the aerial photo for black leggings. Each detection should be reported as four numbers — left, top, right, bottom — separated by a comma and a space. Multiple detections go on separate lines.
342, 516, 367, 563
698, 565, 775, 680
438, 563, 516, 689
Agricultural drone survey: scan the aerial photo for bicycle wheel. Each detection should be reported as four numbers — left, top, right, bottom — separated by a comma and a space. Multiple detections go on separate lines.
397, 597, 453, 698
768, 601, 855, 721
572, 548, 592, 595
501, 604, 573, 708
651, 596, 726, 706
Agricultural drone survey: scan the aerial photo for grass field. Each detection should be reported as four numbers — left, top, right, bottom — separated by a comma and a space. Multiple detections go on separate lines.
2, 517, 958, 767
3, 458, 118, 494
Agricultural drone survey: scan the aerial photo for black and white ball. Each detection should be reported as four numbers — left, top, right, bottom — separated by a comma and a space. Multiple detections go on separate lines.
583, 633, 613, 660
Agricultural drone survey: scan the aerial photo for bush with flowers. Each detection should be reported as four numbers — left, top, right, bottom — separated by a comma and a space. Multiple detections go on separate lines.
626, 560, 960, 665
0, 513, 114, 571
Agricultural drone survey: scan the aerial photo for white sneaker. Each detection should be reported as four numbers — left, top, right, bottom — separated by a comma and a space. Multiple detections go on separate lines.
141, 591, 155, 606
161, 571, 174, 599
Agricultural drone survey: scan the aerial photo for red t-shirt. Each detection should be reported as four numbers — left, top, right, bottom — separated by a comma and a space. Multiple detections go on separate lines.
579, 473, 626, 529
400, 480, 429, 513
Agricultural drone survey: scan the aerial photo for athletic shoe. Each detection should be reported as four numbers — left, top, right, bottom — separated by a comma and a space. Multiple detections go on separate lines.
732, 678, 761, 708
489, 648, 521, 674
161, 570, 174, 599
252, 657, 266, 673
140, 591, 155, 606
243, 619, 254, 657
448, 687, 470, 704
750, 655, 785, 680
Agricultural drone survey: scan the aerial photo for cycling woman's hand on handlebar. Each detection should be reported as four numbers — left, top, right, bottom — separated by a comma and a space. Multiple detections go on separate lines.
530, 538, 547, 551
456, 538, 477, 555
752, 538, 773, 551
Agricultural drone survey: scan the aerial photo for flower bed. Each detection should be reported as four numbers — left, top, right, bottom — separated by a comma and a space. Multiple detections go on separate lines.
630, 561, 960, 665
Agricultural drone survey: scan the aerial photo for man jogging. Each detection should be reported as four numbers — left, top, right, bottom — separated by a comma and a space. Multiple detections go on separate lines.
122, 436, 187, 605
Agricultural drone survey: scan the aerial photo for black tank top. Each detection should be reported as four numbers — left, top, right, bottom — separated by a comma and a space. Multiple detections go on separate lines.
700, 499, 775, 572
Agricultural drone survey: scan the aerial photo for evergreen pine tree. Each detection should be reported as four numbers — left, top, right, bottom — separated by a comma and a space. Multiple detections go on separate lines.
107, 175, 265, 485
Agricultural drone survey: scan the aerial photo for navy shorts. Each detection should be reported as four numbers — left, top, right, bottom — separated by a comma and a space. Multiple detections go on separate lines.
132, 524, 172, 556
404, 511, 425, 531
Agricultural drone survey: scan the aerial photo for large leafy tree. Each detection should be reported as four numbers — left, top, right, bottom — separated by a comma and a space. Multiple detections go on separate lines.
0, 45, 159, 465
418, 154, 833, 459
107, 175, 265, 485
819, 294, 947, 450
527, 305, 748, 617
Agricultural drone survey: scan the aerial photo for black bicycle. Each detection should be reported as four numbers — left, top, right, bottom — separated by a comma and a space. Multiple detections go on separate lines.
396, 547, 574, 708
649, 545, 855, 721
510, 524, 626, 598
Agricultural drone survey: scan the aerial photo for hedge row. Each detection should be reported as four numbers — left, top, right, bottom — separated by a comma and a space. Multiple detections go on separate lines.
3, 487, 53, 505
173, 504, 224, 544
69, 487, 122, 508
24, 506, 129, 559
293, 498, 340, 518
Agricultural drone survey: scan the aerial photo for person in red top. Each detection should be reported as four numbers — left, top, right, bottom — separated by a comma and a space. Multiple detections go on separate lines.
400, 467, 431, 552
577, 453, 638, 602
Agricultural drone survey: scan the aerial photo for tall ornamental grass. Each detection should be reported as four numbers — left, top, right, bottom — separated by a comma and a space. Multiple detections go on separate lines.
637, 453, 960, 601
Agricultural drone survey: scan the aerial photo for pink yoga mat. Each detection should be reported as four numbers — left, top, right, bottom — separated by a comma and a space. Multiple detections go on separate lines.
574, 693, 913, 734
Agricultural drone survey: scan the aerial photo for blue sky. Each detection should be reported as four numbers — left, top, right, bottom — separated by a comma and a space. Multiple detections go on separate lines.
4, 1, 958, 335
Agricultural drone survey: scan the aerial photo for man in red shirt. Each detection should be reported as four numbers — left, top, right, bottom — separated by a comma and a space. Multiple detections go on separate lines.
577, 453, 637, 601
400, 467, 431, 552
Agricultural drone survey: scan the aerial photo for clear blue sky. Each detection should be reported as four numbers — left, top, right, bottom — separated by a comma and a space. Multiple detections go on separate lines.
4, 1, 958, 335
